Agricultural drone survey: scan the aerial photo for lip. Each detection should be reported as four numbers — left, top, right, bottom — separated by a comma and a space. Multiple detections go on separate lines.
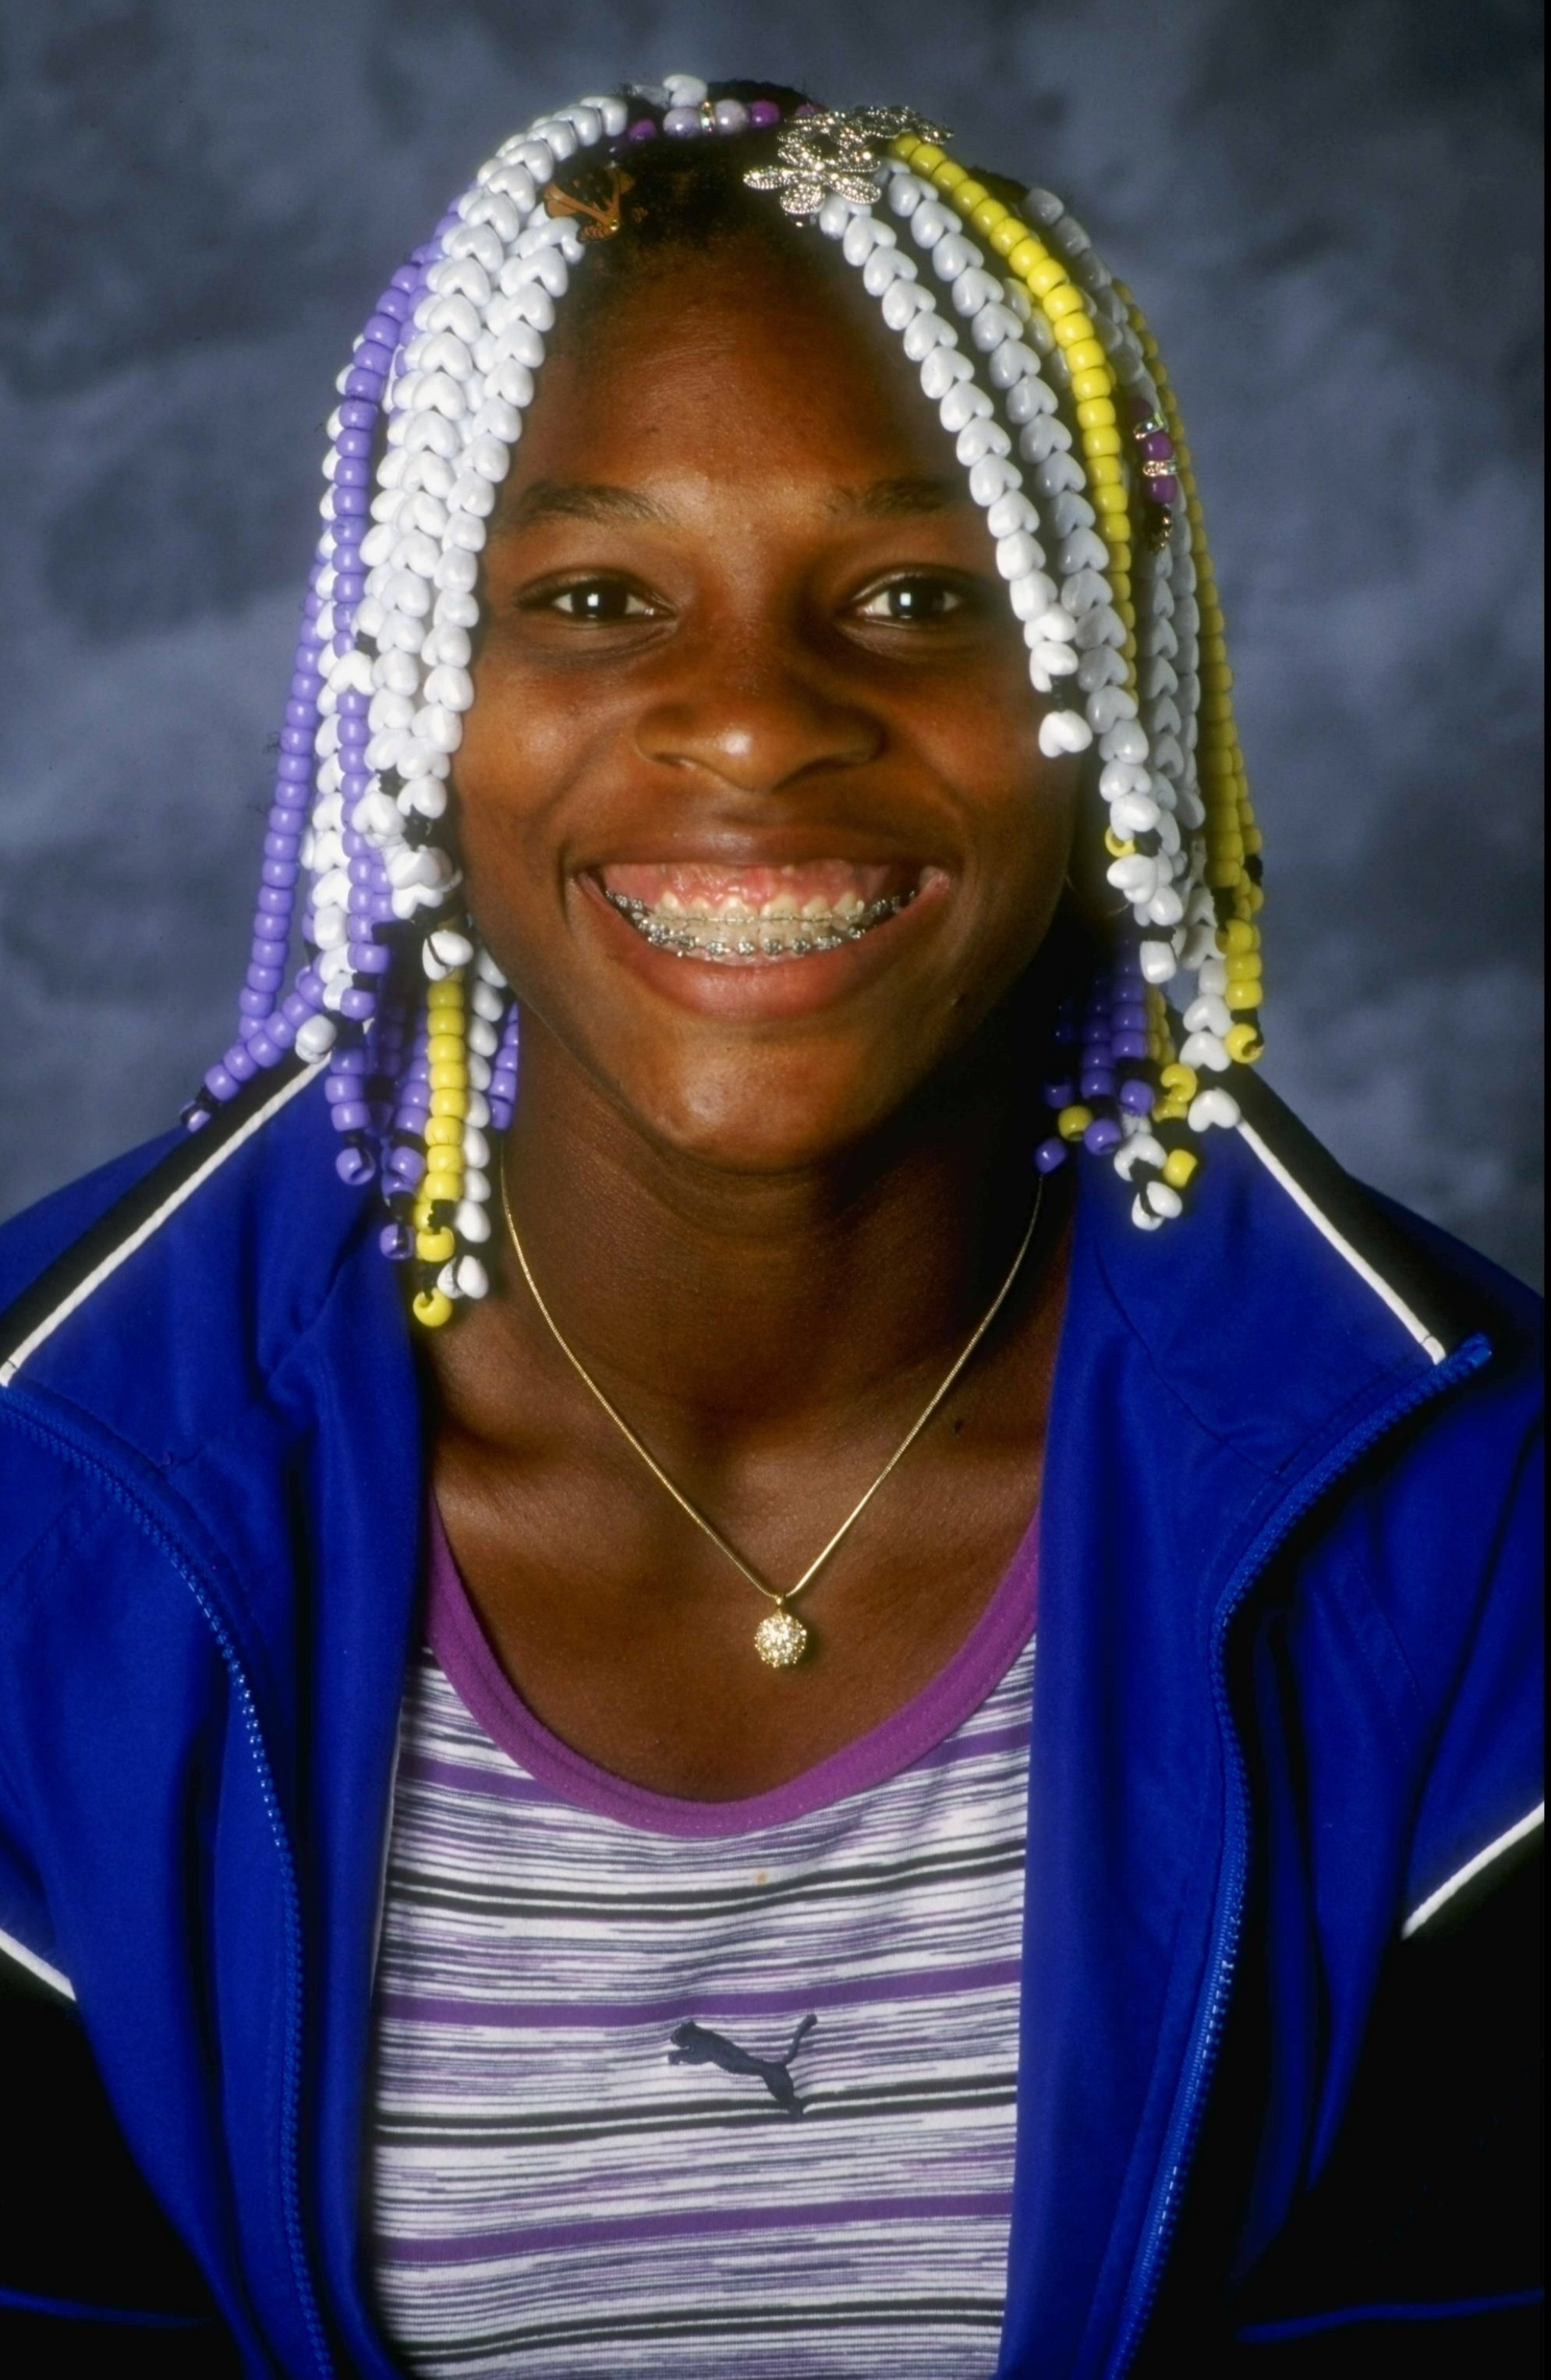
576, 861, 952, 1022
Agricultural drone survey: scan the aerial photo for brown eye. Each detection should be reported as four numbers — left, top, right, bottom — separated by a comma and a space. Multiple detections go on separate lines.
854, 576, 971, 625
529, 579, 657, 622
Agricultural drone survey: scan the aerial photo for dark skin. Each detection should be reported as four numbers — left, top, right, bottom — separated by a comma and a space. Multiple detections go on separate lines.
427, 231, 1082, 1798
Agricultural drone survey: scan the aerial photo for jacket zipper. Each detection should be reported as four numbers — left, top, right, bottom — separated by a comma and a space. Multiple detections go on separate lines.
0, 1397, 336, 2380
1105, 1331, 1493, 2375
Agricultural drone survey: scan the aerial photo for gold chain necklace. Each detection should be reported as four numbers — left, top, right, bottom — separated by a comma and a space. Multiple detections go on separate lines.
499, 1165, 1043, 1668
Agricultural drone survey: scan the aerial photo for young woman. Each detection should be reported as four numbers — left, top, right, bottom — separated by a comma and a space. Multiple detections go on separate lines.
0, 76, 1540, 2380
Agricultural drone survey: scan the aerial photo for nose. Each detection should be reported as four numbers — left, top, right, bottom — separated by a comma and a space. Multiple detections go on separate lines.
634, 657, 881, 795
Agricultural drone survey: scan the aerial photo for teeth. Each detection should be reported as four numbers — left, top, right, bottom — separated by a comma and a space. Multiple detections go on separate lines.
604, 884, 915, 964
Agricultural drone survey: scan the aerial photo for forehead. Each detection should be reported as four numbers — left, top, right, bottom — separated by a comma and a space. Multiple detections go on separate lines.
506, 236, 953, 501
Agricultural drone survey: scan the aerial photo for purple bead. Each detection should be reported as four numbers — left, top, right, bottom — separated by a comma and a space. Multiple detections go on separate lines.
204, 1064, 238, 1102
379, 1223, 413, 1261
324, 1074, 357, 1103
238, 987, 271, 1018
296, 967, 324, 1004
1043, 1080, 1075, 1110
248, 1032, 285, 1068
1113, 1003, 1148, 1032
331, 1045, 370, 1073
333, 458, 370, 489
334, 572, 365, 602
348, 941, 391, 974
1148, 474, 1181, 506
333, 485, 367, 517
626, 117, 657, 140
261, 860, 299, 890
277, 753, 311, 782
337, 688, 370, 718
391, 267, 420, 295
263, 830, 299, 860
225, 1043, 258, 1084
257, 886, 292, 916
336, 1143, 376, 1188
1082, 1116, 1123, 1156
338, 398, 379, 428
338, 986, 377, 1022
343, 368, 382, 402
330, 1100, 371, 1133
1119, 1078, 1156, 1114
281, 725, 314, 756
376, 287, 410, 321
1112, 1031, 1150, 1061
747, 99, 781, 128
795, 101, 819, 116
335, 430, 373, 460
1034, 1137, 1069, 1174
1139, 430, 1174, 462
663, 105, 702, 135
386, 1146, 427, 1186
1079, 1068, 1117, 1101
246, 965, 285, 995
280, 991, 317, 1028
361, 314, 400, 349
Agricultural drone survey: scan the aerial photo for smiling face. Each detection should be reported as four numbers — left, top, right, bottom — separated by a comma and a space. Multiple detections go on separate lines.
452, 229, 1079, 1174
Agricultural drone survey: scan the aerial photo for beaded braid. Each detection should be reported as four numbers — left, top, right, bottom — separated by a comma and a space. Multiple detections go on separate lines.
187, 73, 1265, 1319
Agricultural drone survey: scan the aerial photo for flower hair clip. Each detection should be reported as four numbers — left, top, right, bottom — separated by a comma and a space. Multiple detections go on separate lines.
543, 162, 637, 240
745, 105, 950, 218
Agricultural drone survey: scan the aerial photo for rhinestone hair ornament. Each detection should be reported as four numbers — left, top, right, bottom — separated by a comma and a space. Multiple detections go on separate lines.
186, 75, 1265, 1329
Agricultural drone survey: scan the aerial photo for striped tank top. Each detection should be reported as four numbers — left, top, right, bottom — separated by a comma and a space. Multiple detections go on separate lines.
368, 1510, 1037, 2376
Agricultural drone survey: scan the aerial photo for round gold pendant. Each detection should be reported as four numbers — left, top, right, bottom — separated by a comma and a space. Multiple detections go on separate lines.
754, 1607, 809, 1669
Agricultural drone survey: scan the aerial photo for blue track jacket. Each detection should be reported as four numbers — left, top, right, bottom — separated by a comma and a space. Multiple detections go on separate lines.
0, 1064, 1541, 2375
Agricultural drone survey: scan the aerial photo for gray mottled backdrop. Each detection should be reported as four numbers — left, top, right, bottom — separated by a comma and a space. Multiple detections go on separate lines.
1, 0, 1542, 1282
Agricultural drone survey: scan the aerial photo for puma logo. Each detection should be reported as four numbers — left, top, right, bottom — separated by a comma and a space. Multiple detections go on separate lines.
667, 2013, 818, 2114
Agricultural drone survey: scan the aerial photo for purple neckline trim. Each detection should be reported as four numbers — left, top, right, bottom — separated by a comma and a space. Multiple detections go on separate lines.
426, 1503, 1038, 1840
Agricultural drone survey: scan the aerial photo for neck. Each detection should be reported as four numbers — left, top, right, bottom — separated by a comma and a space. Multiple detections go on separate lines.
494, 987, 1061, 1441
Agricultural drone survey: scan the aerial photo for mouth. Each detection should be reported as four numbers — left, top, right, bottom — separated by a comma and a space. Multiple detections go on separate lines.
596, 860, 925, 966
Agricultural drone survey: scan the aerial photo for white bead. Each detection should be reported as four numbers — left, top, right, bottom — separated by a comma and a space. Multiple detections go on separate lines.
401, 413, 461, 459
1130, 1194, 1166, 1233
1196, 957, 1229, 996
484, 161, 538, 210
1029, 604, 1078, 643
950, 267, 1002, 316
465, 434, 510, 484
843, 211, 887, 264
445, 511, 487, 553
466, 1018, 498, 1058
1111, 792, 1160, 834
986, 491, 1039, 538
410, 372, 465, 420
360, 522, 397, 568
1144, 885, 1185, 928
995, 530, 1043, 580
483, 358, 535, 410
471, 979, 505, 1021
434, 547, 480, 593
1189, 1087, 1241, 1132
462, 1167, 491, 1203
1145, 1181, 1184, 1220
352, 788, 400, 840
424, 664, 474, 712
295, 1015, 337, 1062
476, 946, 508, 986
956, 418, 1010, 466
461, 189, 522, 242
1029, 640, 1079, 676
817, 193, 853, 239
1100, 760, 1151, 798
446, 219, 505, 271
393, 529, 440, 578
422, 331, 473, 381
1183, 993, 1233, 1036
662, 71, 709, 104
310, 905, 348, 949
449, 472, 498, 518
1038, 709, 1094, 756
989, 340, 1040, 388
454, 1199, 491, 1245
908, 200, 954, 244
1005, 374, 1057, 423
422, 624, 473, 668
971, 303, 1022, 352
452, 1254, 490, 1299
1138, 940, 1177, 985
887, 174, 928, 216
1087, 685, 1136, 732
501, 243, 569, 297
1007, 570, 1059, 619
467, 398, 522, 444
863, 246, 915, 296
1075, 605, 1126, 650
402, 492, 448, 539
919, 344, 972, 398
400, 774, 448, 819
1107, 853, 1158, 898
374, 649, 420, 695
417, 704, 463, 753
589, 94, 630, 136
466, 1089, 492, 1125
882, 279, 932, 330
968, 455, 1020, 504
434, 590, 480, 629
488, 319, 544, 369
1100, 721, 1149, 763
904, 310, 954, 361
932, 232, 979, 278
1033, 452, 1083, 498
561, 102, 604, 145
369, 689, 415, 733
1180, 1030, 1231, 1073
1114, 1132, 1167, 1180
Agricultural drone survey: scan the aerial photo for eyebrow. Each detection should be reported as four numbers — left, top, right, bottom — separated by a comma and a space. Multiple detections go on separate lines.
494, 473, 968, 533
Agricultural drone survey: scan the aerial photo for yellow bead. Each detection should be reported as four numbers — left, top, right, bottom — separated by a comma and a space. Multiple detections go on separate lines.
416, 1227, 455, 1263
989, 217, 1023, 257
1242, 826, 1265, 856
1223, 1022, 1264, 1064
931, 159, 967, 189
1152, 1096, 1190, 1124
911, 141, 945, 170
431, 1091, 468, 1121
1089, 454, 1123, 486
1247, 883, 1266, 913
429, 1063, 468, 1092
424, 1115, 462, 1147
1162, 1149, 1199, 1191
1071, 367, 1110, 401
1219, 919, 1258, 954
1045, 280, 1085, 320
427, 976, 462, 1004
1103, 829, 1136, 859
1086, 425, 1123, 456
426, 1035, 463, 1064
1077, 395, 1118, 429
1226, 978, 1262, 1012
1160, 1062, 1199, 1100
1206, 861, 1242, 890
424, 1174, 460, 1208
1065, 337, 1107, 373
1025, 255, 1068, 296
1057, 1104, 1093, 1142
1053, 310, 1095, 350
412, 1289, 454, 1330
954, 179, 990, 210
